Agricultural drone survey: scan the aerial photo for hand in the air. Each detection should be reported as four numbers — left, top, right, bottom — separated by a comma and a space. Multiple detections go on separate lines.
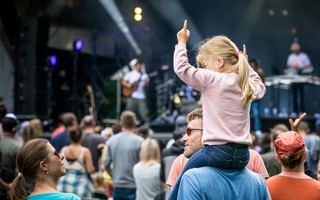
177, 20, 190, 44
289, 112, 307, 132
239, 44, 249, 61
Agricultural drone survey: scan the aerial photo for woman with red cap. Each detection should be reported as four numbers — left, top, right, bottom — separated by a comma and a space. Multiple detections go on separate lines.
266, 131, 320, 200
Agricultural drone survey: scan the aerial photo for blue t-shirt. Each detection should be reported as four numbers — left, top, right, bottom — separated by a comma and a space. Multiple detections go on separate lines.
178, 167, 271, 200
27, 192, 81, 200
51, 130, 70, 153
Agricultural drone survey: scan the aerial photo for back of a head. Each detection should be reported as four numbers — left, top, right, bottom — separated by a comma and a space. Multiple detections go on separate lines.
22, 125, 36, 143
10, 138, 50, 200
197, 36, 239, 67
271, 124, 289, 142
297, 121, 309, 133
81, 115, 95, 128
137, 125, 149, 139
274, 131, 306, 169
30, 118, 43, 136
196, 35, 253, 105
61, 112, 77, 128
1, 117, 18, 133
120, 110, 137, 129
112, 122, 122, 134
69, 126, 83, 143
140, 138, 160, 163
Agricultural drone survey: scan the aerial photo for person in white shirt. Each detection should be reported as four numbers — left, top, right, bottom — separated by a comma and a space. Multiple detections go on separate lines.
286, 42, 313, 115
122, 59, 150, 125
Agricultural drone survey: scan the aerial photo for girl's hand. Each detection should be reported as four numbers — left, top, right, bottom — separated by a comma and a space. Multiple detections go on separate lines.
240, 44, 248, 60
177, 20, 190, 44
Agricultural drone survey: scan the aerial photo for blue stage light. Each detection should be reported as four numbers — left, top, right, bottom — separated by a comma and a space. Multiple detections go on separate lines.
49, 55, 57, 66
74, 39, 83, 51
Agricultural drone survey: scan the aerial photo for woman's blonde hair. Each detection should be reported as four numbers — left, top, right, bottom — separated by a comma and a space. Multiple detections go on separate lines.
30, 118, 43, 137
140, 138, 160, 164
196, 35, 254, 105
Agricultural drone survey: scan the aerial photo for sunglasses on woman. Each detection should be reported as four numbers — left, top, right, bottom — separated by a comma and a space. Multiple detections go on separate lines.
42, 150, 61, 162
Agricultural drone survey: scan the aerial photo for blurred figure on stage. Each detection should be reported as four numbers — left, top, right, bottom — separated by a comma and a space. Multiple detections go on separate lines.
52, 69, 71, 123
122, 59, 150, 126
0, 97, 7, 120
249, 59, 265, 136
286, 42, 313, 115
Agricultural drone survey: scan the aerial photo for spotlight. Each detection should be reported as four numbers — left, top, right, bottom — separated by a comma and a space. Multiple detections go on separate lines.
134, 6, 143, 22
46, 55, 57, 67
134, 7, 142, 14
134, 14, 142, 21
49, 55, 57, 66
73, 39, 83, 51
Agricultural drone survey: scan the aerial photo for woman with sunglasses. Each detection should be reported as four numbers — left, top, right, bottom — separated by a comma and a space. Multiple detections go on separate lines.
169, 20, 266, 200
10, 138, 80, 200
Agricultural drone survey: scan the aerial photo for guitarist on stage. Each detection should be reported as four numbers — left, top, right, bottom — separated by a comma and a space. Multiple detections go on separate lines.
122, 58, 150, 126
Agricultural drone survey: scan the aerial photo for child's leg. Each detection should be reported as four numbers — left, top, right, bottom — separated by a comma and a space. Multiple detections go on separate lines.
205, 143, 249, 169
168, 147, 209, 200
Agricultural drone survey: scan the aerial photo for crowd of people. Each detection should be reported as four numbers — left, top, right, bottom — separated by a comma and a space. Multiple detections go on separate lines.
0, 19, 320, 200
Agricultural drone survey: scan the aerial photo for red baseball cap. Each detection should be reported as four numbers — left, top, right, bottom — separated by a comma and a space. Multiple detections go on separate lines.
274, 131, 305, 156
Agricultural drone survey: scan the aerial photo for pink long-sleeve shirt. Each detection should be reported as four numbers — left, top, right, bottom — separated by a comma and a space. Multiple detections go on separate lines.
174, 43, 266, 145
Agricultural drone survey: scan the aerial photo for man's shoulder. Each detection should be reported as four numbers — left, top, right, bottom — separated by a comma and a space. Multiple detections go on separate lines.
186, 167, 263, 180
53, 130, 68, 139
84, 132, 105, 141
0, 136, 21, 149
51, 131, 69, 146
108, 132, 143, 143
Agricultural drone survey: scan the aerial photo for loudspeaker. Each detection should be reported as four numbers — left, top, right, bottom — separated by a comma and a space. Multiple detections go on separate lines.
14, 17, 48, 116
14, 18, 38, 115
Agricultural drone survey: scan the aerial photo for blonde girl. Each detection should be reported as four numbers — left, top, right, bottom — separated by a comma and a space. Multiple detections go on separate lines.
169, 20, 266, 200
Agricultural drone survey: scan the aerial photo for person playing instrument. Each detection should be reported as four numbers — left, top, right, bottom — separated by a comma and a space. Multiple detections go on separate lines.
286, 42, 313, 115
168, 20, 266, 200
122, 59, 150, 125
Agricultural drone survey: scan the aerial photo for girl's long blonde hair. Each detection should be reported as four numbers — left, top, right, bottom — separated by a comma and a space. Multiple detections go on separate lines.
196, 35, 254, 106
139, 138, 160, 165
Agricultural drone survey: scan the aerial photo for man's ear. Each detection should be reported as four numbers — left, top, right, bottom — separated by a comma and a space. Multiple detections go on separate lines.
303, 152, 307, 160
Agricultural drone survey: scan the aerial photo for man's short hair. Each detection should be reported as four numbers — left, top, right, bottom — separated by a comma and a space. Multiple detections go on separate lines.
270, 124, 289, 142
61, 112, 77, 128
120, 110, 137, 129
297, 121, 309, 132
1, 117, 18, 132
81, 115, 95, 128
186, 108, 203, 123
